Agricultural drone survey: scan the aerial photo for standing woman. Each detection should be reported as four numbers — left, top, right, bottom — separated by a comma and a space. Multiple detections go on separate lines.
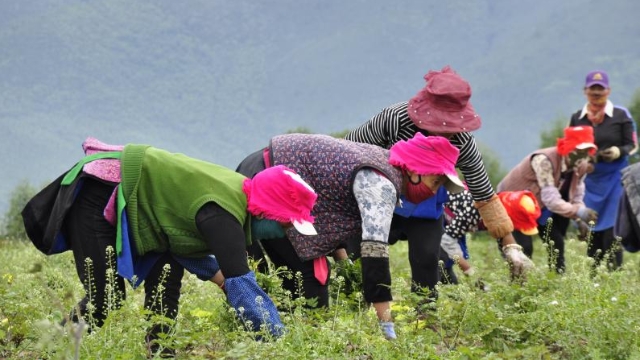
345, 66, 531, 304
569, 70, 635, 270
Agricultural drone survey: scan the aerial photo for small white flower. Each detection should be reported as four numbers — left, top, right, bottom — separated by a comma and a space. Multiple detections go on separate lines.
549, 300, 558, 305
611, 297, 618, 302
594, 283, 600, 288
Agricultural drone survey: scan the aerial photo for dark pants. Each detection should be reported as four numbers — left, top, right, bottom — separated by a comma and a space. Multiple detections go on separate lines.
248, 237, 330, 308
64, 179, 252, 350
510, 212, 569, 274
587, 227, 623, 271
389, 214, 443, 300
64, 179, 184, 345
439, 248, 459, 285
510, 213, 570, 273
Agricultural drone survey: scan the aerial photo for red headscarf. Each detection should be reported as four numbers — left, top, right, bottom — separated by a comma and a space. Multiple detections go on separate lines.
556, 126, 597, 156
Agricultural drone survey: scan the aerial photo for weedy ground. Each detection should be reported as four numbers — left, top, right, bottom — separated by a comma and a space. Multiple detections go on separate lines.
1, 232, 640, 359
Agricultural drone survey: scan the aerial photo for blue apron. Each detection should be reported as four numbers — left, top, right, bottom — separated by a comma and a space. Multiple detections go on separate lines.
584, 157, 628, 231
394, 186, 449, 219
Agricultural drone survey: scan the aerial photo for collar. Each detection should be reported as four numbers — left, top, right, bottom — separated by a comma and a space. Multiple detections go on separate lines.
579, 99, 614, 119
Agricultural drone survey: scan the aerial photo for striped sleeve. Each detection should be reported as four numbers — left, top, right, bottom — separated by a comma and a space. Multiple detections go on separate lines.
347, 101, 495, 201
345, 102, 412, 148
450, 132, 495, 201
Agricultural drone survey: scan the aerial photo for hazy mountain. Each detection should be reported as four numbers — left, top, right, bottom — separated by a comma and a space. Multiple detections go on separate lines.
2, 0, 640, 212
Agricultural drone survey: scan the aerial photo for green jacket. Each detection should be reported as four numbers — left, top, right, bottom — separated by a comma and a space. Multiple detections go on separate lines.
121, 144, 251, 257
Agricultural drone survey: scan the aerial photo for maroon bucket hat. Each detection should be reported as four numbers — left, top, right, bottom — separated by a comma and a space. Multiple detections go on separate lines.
407, 65, 481, 133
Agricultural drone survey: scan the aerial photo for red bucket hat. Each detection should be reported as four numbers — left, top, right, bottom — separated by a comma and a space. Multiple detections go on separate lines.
243, 165, 318, 235
388, 133, 465, 193
556, 126, 597, 156
407, 65, 481, 133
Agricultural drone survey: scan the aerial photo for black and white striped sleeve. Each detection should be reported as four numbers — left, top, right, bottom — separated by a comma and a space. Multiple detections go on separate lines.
451, 132, 495, 201
345, 102, 408, 148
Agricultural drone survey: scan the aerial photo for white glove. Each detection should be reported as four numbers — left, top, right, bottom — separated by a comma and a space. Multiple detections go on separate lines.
502, 244, 534, 280
576, 219, 591, 241
463, 267, 476, 276
379, 321, 397, 340
576, 206, 598, 223
599, 146, 621, 162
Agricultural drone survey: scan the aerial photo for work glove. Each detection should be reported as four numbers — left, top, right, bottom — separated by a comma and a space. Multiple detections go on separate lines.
576, 219, 591, 241
576, 207, 598, 223
463, 267, 476, 277
599, 146, 621, 162
475, 194, 515, 239
379, 321, 397, 340
502, 244, 534, 280
225, 271, 285, 338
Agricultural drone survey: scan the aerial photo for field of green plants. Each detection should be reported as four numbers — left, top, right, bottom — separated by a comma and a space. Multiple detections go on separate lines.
1, 232, 640, 359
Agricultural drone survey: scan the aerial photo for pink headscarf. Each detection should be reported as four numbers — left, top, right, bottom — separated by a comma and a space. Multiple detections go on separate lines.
82, 136, 124, 183
243, 165, 318, 235
389, 133, 465, 193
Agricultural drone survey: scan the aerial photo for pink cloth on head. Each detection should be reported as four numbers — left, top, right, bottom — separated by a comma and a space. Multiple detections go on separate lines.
389, 133, 459, 176
243, 165, 316, 225
81, 137, 125, 226
82, 137, 125, 183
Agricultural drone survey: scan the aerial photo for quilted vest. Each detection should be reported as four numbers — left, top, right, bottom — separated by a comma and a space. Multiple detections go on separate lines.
497, 147, 562, 206
270, 134, 403, 261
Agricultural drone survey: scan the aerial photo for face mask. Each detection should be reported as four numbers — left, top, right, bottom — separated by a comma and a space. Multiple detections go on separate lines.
251, 218, 286, 240
566, 150, 592, 170
404, 175, 436, 203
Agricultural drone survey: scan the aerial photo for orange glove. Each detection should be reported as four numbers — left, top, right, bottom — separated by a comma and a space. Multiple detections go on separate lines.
475, 194, 514, 239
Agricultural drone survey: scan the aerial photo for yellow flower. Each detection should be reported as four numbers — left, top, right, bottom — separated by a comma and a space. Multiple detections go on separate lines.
2, 274, 12, 284
415, 319, 428, 330
390, 304, 411, 313
190, 309, 214, 318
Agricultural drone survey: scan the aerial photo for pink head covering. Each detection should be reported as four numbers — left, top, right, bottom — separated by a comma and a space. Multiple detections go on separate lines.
243, 165, 318, 235
82, 136, 124, 183
389, 133, 465, 193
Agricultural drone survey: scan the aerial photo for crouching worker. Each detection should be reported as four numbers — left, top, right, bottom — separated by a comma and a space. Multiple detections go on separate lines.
22, 137, 318, 356
236, 132, 466, 340
497, 126, 599, 273
440, 189, 541, 283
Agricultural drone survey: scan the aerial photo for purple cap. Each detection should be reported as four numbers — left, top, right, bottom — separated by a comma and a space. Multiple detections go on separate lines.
585, 70, 609, 88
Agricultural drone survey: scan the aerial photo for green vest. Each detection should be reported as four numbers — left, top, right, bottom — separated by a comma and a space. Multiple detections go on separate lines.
121, 144, 251, 257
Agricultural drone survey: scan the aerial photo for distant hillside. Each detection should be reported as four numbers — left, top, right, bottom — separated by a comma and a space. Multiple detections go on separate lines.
2, 0, 640, 212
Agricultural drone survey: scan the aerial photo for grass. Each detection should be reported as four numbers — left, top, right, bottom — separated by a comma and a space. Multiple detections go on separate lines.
1, 232, 640, 359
